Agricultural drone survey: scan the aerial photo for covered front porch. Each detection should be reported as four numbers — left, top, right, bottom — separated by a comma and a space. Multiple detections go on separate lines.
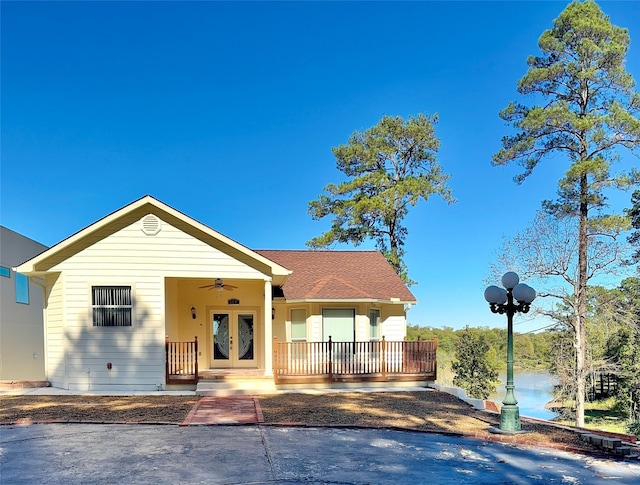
163, 270, 436, 392
164, 276, 276, 383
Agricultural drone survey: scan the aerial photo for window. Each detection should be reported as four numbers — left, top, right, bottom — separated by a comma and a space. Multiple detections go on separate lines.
92, 286, 132, 327
322, 308, 355, 342
290, 309, 307, 341
16, 273, 29, 304
369, 309, 381, 341
0, 266, 10, 278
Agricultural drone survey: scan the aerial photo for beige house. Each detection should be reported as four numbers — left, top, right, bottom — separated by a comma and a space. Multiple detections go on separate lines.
16, 196, 428, 392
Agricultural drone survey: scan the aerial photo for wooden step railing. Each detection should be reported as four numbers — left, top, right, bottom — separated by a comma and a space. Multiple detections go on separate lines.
273, 336, 437, 385
166, 336, 198, 385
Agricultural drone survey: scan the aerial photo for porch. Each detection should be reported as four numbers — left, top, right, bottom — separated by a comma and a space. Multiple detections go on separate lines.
166, 336, 438, 389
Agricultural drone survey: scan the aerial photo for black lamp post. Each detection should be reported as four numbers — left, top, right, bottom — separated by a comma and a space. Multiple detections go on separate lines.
484, 271, 536, 433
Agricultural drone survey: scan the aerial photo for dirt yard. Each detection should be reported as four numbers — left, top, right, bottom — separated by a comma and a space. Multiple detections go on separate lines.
0, 390, 600, 452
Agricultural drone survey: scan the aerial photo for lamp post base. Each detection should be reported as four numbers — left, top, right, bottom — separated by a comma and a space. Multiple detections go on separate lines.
489, 425, 530, 435
489, 404, 529, 435
500, 404, 520, 431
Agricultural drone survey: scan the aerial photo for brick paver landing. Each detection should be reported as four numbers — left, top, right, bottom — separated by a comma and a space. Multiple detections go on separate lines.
180, 397, 264, 426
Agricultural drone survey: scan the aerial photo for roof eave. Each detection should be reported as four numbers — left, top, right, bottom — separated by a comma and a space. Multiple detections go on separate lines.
281, 298, 417, 305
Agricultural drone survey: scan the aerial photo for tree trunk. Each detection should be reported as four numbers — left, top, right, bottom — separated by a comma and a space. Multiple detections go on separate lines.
575, 173, 589, 428
575, 307, 587, 427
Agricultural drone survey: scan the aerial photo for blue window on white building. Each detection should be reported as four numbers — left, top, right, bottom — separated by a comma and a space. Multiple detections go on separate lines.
16, 273, 29, 304
0, 266, 10, 278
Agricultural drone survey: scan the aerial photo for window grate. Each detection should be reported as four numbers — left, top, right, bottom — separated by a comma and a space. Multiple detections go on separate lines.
92, 286, 132, 327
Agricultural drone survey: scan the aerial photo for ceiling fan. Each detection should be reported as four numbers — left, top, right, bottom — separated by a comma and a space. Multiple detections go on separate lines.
199, 278, 237, 292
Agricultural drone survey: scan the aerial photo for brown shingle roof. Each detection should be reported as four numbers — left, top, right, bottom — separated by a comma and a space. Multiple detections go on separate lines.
255, 250, 416, 302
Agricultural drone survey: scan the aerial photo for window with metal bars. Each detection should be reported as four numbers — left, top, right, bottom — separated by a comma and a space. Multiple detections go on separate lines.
92, 286, 132, 327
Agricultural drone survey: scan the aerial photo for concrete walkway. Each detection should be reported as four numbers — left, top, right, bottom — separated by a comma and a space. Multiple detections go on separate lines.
1, 424, 639, 484
180, 396, 264, 425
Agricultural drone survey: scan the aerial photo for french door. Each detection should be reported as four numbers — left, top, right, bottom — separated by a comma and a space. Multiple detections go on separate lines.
211, 310, 256, 368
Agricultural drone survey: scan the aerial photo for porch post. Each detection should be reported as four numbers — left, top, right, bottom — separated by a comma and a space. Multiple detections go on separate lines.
264, 279, 273, 376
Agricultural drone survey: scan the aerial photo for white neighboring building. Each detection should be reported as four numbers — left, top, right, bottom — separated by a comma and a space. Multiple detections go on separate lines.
0, 226, 48, 382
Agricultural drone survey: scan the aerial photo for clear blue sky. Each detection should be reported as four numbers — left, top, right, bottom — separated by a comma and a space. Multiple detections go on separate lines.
2, 1, 639, 333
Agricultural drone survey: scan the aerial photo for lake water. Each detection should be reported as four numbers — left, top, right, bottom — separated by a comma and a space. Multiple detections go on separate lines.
488, 371, 558, 421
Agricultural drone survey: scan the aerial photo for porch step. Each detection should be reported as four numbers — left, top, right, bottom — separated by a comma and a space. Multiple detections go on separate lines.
196, 376, 276, 396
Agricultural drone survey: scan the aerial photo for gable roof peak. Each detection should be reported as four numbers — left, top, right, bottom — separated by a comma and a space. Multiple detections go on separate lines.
16, 195, 290, 278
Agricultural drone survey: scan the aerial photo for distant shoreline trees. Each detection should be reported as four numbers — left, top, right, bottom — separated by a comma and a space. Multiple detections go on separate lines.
406, 324, 556, 373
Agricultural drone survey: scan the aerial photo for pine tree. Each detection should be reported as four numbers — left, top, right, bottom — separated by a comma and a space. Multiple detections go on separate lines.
493, 0, 640, 427
308, 114, 454, 284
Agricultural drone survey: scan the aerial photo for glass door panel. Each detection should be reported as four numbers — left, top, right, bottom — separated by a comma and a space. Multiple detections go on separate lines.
237, 314, 254, 361
213, 313, 230, 361
211, 311, 256, 367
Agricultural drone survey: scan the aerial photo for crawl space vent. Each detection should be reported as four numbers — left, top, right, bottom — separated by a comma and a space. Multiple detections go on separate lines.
141, 214, 161, 236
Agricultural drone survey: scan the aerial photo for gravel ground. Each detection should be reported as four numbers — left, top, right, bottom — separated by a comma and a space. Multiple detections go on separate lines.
0, 395, 200, 425
0, 391, 602, 452
259, 391, 602, 451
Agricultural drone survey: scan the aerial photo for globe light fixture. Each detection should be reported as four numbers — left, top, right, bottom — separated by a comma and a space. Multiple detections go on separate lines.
485, 272, 536, 433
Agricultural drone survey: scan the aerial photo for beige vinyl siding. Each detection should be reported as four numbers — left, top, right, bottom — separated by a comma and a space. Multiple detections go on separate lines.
381, 314, 406, 341
48, 222, 267, 279
46, 216, 269, 390
44, 273, 66, 388
165, 279, 179, 337
311, 315, 322, 341
357, 313, 368, 341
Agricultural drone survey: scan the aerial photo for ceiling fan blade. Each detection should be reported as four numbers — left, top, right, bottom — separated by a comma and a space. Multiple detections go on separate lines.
199, 279, 237, 291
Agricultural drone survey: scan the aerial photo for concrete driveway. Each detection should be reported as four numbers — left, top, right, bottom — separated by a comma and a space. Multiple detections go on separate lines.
1, 424, 639, 484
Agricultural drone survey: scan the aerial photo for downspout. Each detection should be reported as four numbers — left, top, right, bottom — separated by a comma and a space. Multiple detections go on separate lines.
403, 303, 412, 341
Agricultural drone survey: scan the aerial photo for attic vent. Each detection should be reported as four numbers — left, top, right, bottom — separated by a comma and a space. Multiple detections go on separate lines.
141, 214, 161, 236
